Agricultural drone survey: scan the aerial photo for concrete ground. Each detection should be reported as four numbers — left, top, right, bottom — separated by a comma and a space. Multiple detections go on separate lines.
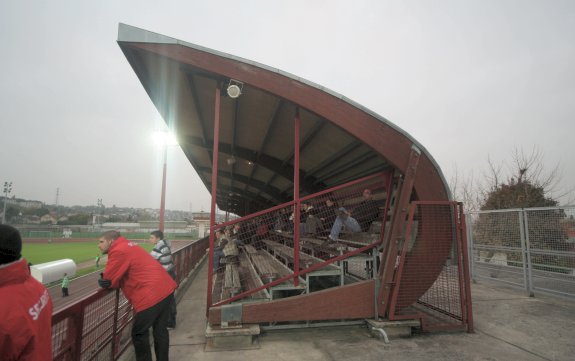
144, 260, 575, 361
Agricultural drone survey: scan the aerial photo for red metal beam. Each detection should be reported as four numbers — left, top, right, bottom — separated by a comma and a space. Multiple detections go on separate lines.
209, 280, 375, 325
378, 146, 421, 317
387, 202, 418, 318
206, 85, 221, 311
293, 108, 301, 286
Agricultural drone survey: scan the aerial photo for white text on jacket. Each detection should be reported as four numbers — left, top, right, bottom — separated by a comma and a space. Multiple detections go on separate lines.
29, 289, 50, 320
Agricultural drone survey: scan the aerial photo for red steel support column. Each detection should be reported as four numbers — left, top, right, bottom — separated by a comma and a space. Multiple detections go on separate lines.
387, 204, 418, 319
206, 86, 221, 312
378, 146, 420, 317
293, 108, 301, 286
378, 172, 395, 246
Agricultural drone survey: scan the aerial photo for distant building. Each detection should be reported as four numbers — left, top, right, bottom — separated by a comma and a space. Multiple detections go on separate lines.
102, 222, 141, 231
191, 211, 210, 220
138, 221, 189, 230
3, 198, 44, 209
40, 214, 57, 224
16, 200, 44, 209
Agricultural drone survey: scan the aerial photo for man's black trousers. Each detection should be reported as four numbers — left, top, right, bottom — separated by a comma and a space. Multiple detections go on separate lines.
131, 293, 172, 361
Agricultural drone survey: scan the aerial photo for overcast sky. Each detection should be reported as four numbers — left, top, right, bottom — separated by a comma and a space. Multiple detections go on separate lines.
1, 0, 574, 212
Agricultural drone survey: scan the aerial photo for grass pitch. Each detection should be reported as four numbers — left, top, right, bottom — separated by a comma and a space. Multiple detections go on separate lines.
22, 241, 154, 266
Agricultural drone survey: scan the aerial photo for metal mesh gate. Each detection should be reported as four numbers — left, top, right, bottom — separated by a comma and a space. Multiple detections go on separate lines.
389, 202, 473, 332
468, 206, 575, 298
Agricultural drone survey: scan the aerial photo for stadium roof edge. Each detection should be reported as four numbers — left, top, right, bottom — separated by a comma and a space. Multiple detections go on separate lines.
117, 23, 452, 213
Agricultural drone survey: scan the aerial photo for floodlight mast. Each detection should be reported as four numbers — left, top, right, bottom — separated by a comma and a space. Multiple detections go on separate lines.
159, 144, 167, 232
2, 181, 12, 224
153, 131, 177, 233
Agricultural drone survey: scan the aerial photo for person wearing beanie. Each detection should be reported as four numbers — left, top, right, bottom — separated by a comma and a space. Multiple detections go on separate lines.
0, 224, 53, 361
98, 230, 177, 361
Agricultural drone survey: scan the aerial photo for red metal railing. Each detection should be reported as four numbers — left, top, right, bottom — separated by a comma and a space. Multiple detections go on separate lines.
208, 172, 391, 307
51, 237, 209, 361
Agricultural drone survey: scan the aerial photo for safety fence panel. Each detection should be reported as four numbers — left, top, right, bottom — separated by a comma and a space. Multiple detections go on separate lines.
468, 206, 575, 298
208, 172, 392, 309
390, 202, 473, 332
467, 210, 527, 289
51, 237, 208, 361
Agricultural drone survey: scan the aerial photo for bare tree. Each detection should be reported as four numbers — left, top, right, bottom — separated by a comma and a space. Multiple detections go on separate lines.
450, 146, 573, 211
449, 164, 482, 212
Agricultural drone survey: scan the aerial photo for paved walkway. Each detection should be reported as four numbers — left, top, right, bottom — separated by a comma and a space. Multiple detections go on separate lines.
130, 260, 575, 361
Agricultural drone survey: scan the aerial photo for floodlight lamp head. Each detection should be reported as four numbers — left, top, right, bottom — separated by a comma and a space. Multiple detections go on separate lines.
226, 79, 243, 98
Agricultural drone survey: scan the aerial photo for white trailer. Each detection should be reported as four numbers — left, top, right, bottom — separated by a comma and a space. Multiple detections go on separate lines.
30, 259, 77, 284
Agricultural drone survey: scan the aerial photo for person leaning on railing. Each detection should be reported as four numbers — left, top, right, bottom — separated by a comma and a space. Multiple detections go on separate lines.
97, 230, 177, 361
0, 225, 53, 361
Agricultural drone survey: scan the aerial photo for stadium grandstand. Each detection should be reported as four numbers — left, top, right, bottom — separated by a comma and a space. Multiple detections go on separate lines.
49, 24, 473, 360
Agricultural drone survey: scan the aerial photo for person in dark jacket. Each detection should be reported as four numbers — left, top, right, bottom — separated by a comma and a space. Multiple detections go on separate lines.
213, 229, 228, 271
98, 230, 177, 361
0, 225, 53, 361
326, 189, 381, 242
354, 189, 381, 231
317, 197, 338, 236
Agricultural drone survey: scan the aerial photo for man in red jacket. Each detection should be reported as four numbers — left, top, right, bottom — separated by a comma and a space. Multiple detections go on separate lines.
98, 231, 177, 361
0, 224, 53, 361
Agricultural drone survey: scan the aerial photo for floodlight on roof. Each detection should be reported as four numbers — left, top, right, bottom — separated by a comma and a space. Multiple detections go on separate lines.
226, 79, 243, 98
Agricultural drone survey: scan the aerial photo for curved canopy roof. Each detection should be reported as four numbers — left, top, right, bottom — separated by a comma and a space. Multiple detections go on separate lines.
117, 24, 451, 216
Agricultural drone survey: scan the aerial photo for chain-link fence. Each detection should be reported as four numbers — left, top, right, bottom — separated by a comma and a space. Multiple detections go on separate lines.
208, 173, 389, 308
467, 206, 575, 298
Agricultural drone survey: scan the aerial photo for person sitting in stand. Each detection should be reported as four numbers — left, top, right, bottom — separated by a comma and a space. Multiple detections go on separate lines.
222, 226, 239, 260
354, 188, 381, 232
326, 207, 362, 243
297, 203, 311, 236
232, 222, 248, 246
212, 229, 228, 271
325, 188, 381, 243
251, 217, 270, 248
273, 208, 291, 232
317, 197, 338, 236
